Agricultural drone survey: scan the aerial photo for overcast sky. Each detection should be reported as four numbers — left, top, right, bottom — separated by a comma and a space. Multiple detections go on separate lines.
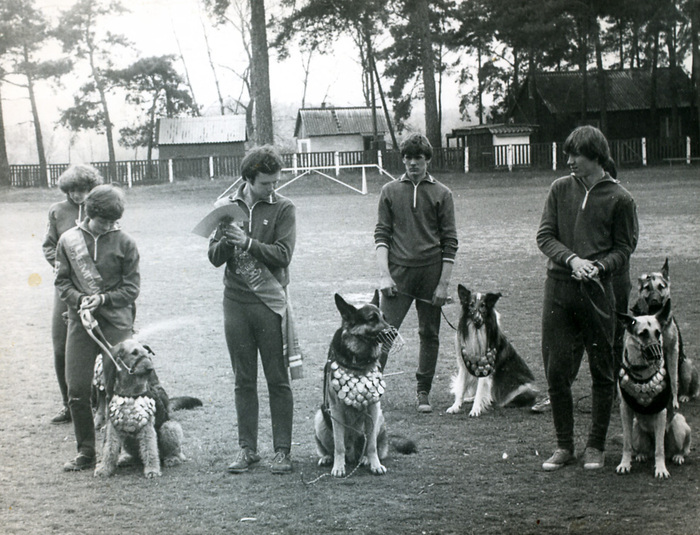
4, 0, 467, 164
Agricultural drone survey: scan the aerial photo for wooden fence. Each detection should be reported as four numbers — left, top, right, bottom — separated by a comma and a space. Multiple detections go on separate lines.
8, 136, 698, 187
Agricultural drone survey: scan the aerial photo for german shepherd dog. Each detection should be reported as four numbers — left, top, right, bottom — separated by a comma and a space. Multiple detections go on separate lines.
314, 292, 403, 477
94, 340, 202, 478
631, 258, 700, 404
446, 285, 537, 417
616, 300, 692, 478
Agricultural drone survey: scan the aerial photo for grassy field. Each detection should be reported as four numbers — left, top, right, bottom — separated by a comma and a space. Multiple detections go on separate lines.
0, 166, 699, 535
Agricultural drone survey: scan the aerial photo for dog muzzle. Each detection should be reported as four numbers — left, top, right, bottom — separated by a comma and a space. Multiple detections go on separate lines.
108, 395, 156, 434
329, 361, 386, 409
377, 326, 404, 357
642, 342, 663, 362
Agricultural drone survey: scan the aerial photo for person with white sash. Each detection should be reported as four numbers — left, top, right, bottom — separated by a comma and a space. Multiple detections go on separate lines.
42, 165, 102, 424
55, 184, 140, 472
208, 146, 297, 475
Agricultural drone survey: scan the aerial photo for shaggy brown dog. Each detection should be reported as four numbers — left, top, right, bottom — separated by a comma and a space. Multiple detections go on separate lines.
94, 340, 201, 478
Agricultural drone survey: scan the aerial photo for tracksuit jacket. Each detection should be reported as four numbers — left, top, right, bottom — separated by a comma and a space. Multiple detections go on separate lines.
537, 173, 638, 280
374, 174, 458, 267
43, 197, 86, 267
208, 184, 296, 303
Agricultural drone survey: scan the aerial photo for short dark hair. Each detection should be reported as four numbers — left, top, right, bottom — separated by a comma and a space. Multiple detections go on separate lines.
563, 126, 612, 167
58, 164, 102, 193
400, 133, 433, 160
85, 184, 126, 221
240, 145, 284, 182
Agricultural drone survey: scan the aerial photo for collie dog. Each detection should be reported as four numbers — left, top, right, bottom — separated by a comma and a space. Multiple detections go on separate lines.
446, 285, 538, 417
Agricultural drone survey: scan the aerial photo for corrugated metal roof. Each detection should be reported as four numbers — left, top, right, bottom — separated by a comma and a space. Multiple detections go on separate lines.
531, 68, 693, 114
294, 107, 389, 137
449, 124, 536, 136
157, 115, 247, 145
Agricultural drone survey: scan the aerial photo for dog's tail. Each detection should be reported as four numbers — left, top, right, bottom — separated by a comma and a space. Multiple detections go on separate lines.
170, 396, 203, 411
389, 434, 418, 455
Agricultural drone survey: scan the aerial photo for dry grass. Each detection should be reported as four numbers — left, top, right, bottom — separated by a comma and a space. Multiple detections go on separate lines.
1, 166, 699, 534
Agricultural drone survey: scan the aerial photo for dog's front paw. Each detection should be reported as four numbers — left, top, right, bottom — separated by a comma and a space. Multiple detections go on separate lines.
318, 455, 332, 466
94, 463, 113, 478
679, 395, 690, 403
446, 404, 462, 414
634, 453, 649, 463
144, 468, 162, 478
615, 461, 632, 475
654, 464, 670, 479
672, 454, 686, 465
330, 462, 346, 477
370, 462, 387, 475
163, 455, 184, 468
469, 405, 484, 417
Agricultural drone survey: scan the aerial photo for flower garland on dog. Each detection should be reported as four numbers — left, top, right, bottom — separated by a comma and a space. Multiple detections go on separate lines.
108, 395, 156, 434
619, 341, 669, 409
328, 361, 386, 409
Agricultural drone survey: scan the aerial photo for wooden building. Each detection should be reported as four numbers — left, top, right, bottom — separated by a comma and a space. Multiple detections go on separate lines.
294, 106, 389, 153
507, 68, 697, 143
156, 115, 247, 160
446, 123, 536, 169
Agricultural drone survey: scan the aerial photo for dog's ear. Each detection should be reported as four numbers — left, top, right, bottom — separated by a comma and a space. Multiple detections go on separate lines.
655, 298, 673, 327
457, 285, 471, 305
661, 258, 670, 281
637, 274, 648, 291
334, 293, 357, 322
629, 297, 648, 316
484, 292, 502, 310
617, 312, 637, 332
370, 289, 380, 307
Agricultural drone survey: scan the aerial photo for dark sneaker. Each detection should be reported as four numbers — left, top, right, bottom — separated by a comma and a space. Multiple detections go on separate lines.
542, 448, 575, 471
531, 397, 551, 413
63, 454, 95, 472
582, 447, 605, 470
270, 451, 293, 474
416, 392, 433, 413
227, 449, 261, 473
51, 407, 72, 424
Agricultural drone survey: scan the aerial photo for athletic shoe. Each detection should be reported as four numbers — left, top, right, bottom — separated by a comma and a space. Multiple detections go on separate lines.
227, 449, 261, 473
582, 447, 605, 470
416, 392, 433, 413
542, 448, 575, 471
51, 407, 72, 424
530, 397, 551, 413
270, 451, 293, 474
63, 454, 95, 472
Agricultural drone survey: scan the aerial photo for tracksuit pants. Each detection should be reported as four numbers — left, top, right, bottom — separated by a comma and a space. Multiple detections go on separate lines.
51, 289, 69, 408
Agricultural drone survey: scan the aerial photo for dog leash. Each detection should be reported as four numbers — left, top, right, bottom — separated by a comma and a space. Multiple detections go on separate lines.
79, 308, 123, 372
579, 277, 615, 347
392, 290, 458, 331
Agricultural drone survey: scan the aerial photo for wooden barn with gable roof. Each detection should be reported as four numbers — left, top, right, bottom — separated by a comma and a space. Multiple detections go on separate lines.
508, 68, 697, 143
294, 106, 389, 153
156, 115, 247, 160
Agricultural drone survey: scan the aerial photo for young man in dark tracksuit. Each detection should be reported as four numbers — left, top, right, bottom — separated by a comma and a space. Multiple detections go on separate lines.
537, 126, 638, 471
42, 165, 102, 424
208, 146, 296, 475
375, 133, 458, 413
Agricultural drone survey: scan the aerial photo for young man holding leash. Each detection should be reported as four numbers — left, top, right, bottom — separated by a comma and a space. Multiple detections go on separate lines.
55, 184, 140, 471
375, 133, 458, 413
42, 165, 102, 424
208, 145, 298, 474
537, 125, 638, 471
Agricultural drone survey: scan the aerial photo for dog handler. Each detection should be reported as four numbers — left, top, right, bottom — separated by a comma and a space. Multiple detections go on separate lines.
537, 125, 638, 471
208, 145, 297, 474
375, 133, 458, 413
42, 165, 102, 424
55, 184, 140, 471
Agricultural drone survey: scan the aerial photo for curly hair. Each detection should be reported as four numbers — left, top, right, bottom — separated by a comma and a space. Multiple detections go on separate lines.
240, 145, 284, 182
57, 164, 103, 193
400, 133, 433, 160
85, 184, 126, 221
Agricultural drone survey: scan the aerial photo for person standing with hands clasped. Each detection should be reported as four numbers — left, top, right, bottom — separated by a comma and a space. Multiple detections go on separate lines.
55, 184, 140, 471
374, 133, 458, 413
208, 146, 298, 475
43, 165, 102, 424
537, 126, 638, 471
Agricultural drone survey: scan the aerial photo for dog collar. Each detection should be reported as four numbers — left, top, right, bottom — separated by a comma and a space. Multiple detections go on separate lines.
329, 361, 385, 409
108, 394, 156, 434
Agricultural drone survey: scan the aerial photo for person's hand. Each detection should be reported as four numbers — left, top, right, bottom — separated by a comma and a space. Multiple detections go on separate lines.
80, 294, 103, 311
570, 257, 599, 281
432, 282, 449, 307
380, 273, 398, 298
221, 222, 248, 248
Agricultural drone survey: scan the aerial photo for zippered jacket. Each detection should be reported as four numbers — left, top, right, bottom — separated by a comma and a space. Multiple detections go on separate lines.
374, 174, 458, 267
54, 220, 140, 315
208, 185, 296, 303
42, 197, 86, 267
537, 173, 638, 280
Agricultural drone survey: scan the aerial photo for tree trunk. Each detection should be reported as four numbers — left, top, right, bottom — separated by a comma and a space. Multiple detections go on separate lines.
250, 0, 274, 145
415, 0, 441, 147
0, 85, 11, 188
692, 0, 700, 143
25, 78, 48, 187
666, 26, 679, 139
477, 45, 483, 125
650, 30, 660, 139
578, 17, 589, 123
594, 20, 608, 136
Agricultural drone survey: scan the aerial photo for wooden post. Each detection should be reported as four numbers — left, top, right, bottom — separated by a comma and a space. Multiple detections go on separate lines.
292, 153, 298, 175
687, 136, 692, 164
464, 146, 469, 173
334, 151, 340, 176
507, 145, 514, 172
127, 162, 133, 188
642, 138, 647, 166
377, 150, 383, 169
168, 159, 174, 183
552, 142, 557, 171
209, 156, 214, 180
361, 166, 367, 194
